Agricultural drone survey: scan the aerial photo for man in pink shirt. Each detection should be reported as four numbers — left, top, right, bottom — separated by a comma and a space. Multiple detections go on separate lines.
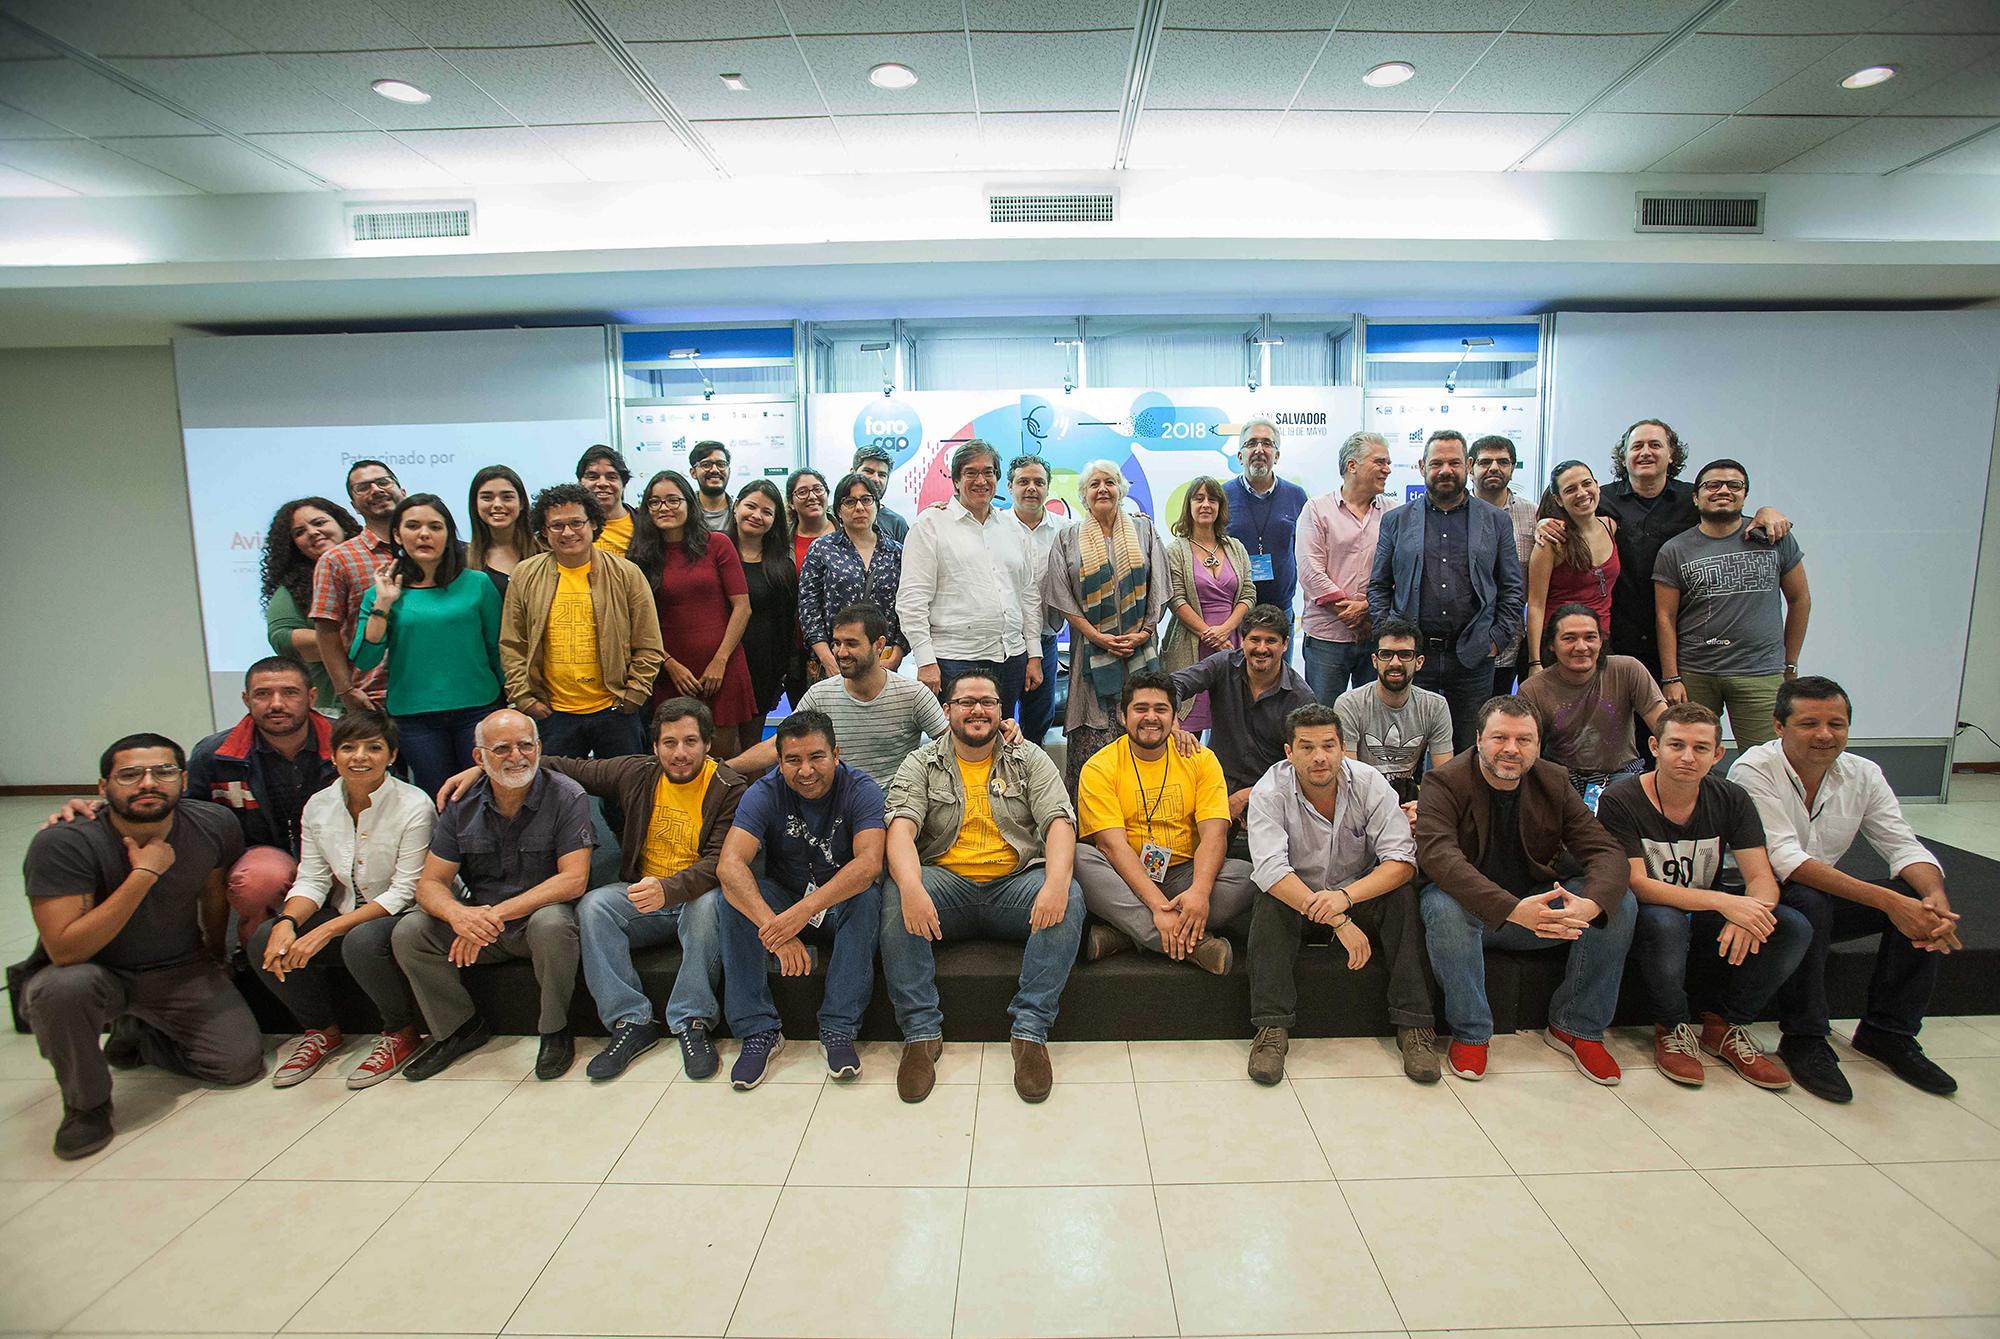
1297, 431, 1394, 703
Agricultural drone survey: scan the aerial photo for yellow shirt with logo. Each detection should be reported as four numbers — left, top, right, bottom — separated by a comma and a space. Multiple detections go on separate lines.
639, 758, 713, 879
543, 561, 615, 714
936, 755, 1020, 882
595, 509, 633, 558
1076, 735, 1228, 866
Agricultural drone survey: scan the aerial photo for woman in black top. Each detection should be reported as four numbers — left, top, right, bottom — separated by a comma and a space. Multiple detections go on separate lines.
725, 478, 799, 743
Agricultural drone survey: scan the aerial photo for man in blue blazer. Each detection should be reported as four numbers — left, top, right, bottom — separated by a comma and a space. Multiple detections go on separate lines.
1367, 430, 1525, 754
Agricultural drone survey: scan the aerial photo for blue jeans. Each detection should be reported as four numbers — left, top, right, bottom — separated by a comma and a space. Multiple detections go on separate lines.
720, 877, 882, 1040
1016, 633, 1061, 744
878, 866, 1084, 1043
1419, 881, 1637, 1045
1567, 757, 1648, 810
1414, 638, 1496, 755
1303, 635, 1375, 703
1631, 901, 1812, 1027
578, 882, 721, 1032
394, 700, 499, 797
936, 653, 1029, 719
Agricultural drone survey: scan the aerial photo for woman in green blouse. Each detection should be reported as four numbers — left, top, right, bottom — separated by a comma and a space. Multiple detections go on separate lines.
351, 493, 502, 795
261, 496, 360, 711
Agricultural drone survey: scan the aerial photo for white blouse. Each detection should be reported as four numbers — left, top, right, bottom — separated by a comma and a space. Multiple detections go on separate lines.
289, 774, 434, 916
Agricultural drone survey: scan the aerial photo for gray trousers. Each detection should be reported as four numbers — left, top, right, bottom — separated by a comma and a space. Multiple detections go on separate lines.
248, 907, 419, 1036
1075, 844, 1258, 953
391, 902, 580, 1037
22, 959, 264, 1110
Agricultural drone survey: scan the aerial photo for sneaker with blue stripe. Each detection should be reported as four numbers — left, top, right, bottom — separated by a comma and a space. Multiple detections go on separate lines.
731, 1031, 784, 1090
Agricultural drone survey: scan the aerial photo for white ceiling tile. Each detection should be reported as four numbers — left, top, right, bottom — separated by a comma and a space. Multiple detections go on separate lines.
978, 110, 1117, 168
835, 112, 982, 171
181, 0, 423, 52
441, 44, 657, 124
1400, 110, 1567, 167
1337, 0, 1523, 31
694, 116, 853, 174
0, 158, 76, 194
94, 134, 326, 191
627, 38, 826, 119
394, 126, 590, 183
1518, 110, 1720, 169
590, 0, 789, 41
780, 0, 964, 34
0, 137, 201, 193
1775, 113, 1998, 170
1146, 29, 1327, 110
0, 59, 210, 135
1700, 0, 1902, 34
107, 53, 374, 133
0, 29, 56, 58
1864, 0, 2000, 33
1645, 113, 1857, 170
1163, 0, 1345, 29
794, 33, 976, 114
508, 120, 711, 180
1516, 0, 1710, 35
1603, 33, 1852, 112
269, 49, 518, 129
1293, 31, 1498, 111
970, 31, 1132, 112
1442, 33, 1657, 112
1123, 108, 1284, 168
966, 0, 1135, 32
1270, 108, 1431, 166
368, 0, 596, 46
247, 130, 465, 187
0, 0, 252, 57
1740, 33, 2000, 114
0, 100, 72, 138
1885, 50, 2000, 114
1900, 123, 2000, 169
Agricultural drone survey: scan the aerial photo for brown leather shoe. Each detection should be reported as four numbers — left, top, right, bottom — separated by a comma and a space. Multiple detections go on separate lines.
1085, 923, 1130, 962
1011, 1038, 1053, 1103
897, 1038, 943, 1104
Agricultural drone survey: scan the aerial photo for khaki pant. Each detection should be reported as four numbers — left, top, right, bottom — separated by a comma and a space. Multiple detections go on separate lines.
1682, 671, 1783, 748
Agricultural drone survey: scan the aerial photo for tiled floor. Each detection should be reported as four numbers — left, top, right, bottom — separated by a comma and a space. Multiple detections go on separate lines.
0, 780, 1995, 1339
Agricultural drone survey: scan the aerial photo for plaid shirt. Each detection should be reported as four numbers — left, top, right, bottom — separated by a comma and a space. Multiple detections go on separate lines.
309, 529, 394, 704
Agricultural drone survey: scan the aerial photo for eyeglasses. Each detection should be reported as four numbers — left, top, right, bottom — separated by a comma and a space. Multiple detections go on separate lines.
1243, 437, 1276, 449
1374, 649, 1419, 662
956, 467, 998, 481
544, 519, 592, 534
792, 487, 828, 501
482, 741, 539, 757
1698, 480, 1748, 495
948, 696, 1002, 709
645, 496, 687, 511
110, 764, 183, 785
838, 494, 877, 508
352, 478, 398, 494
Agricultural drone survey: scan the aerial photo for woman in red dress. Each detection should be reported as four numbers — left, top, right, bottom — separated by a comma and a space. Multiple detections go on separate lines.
628, 469, 757, 757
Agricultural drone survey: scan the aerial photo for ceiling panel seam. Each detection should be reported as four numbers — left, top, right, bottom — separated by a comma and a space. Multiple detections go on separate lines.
773, 0, 852, 166
566, 0, 726, 175
1113, 0, 1169, 170
1886, 118, 2000, 175
1405, 0, 1537, 140
1272, 0, 1355, 143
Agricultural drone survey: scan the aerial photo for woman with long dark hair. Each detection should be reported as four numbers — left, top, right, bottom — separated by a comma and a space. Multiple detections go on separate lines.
466, 464, 542, 598
350, 494, 503, 794
724, 478, 798, 744
261, 496, 360, 711
629, 469, 757, 757
1526, 459, 1620, 672
1161, 475, 1253, 730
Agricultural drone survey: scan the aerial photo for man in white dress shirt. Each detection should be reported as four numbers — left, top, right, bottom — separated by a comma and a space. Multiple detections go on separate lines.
1006, 453, 1073, 743
1729, 675, 1962, 1104
897, 439, 1045, 716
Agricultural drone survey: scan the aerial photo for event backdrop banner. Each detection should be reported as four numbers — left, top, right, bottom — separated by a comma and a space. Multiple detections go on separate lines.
622, 400, 797, 484
1362, 394, 1543, 501
808, 386, 1363, 528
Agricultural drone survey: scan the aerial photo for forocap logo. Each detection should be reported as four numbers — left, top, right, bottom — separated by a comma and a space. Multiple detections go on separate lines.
855, 398, 920, 460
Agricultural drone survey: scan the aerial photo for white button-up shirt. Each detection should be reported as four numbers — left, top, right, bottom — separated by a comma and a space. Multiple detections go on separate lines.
898, 497, 1044, 667
1727, 740, 1937, 884
290, 774, 435, 915
1009, 505, 1074, 635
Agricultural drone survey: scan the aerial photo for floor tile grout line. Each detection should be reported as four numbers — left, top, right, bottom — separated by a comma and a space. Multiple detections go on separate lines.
722, 1070, 830, 1337
1504, 1161, 1638, 1332
1125, 1073, 1181, 1339
1691, 1161, 1876, 1322
495, 1177, 615, 1338
946, 1057, 982, 1339
1299, 1075, 1414, 1339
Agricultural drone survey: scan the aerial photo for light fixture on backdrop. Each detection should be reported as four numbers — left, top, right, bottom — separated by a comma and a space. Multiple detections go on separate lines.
1444, 336, 1494, 394
669, 347, 714, 401
862, 342, 894, 397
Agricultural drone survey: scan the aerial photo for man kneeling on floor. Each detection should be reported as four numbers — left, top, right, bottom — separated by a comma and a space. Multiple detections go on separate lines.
394, 709, 594, 1081
717, 709, 885, 1089
22, 733, 264, 1160
1075, 671, 1256, 976
1416, 697, 1635, 1084
1244, 704, 1438, 1085
882, 668, 1085, 1105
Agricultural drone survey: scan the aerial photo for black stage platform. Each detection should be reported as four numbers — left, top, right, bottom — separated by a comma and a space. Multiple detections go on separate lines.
228, 837, 2000, 1043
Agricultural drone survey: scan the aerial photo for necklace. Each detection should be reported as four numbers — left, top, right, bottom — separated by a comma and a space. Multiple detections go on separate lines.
1192, 538, 1222, 572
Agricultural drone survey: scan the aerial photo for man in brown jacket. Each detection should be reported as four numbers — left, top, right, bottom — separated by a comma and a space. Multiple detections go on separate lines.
1415, 697, 1634, 1086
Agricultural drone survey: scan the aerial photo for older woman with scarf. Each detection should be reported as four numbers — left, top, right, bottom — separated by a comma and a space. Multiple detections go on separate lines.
1040, 458, 1172, 796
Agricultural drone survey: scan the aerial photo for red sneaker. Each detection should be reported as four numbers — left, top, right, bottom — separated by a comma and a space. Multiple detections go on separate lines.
347, 1029, 422, 1089
1447, 1040, 1487, 1081
1654, 1023, 1706, 1087
273, 1028, 341, 1088
1545, 1025, 1622, 1085
1700, 1013, 1792, 1091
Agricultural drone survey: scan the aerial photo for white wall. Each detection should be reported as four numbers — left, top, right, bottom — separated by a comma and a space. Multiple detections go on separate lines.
1960, 416, 2000, 766
0, 346, 213, 786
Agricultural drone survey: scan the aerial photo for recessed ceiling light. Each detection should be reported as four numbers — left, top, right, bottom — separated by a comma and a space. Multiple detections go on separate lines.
868, 62, 918, 90
1362, 61, 1416, 88
720, 72, 749, 91
370, 78, 431, 104
1840, 64, 1897, 89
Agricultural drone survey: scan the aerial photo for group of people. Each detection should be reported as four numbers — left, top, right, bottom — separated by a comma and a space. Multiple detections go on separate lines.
17, 420, 1962, 1166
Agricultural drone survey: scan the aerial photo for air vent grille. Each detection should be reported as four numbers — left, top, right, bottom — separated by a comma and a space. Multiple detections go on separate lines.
1635, 192, 1763, 234
989, 192, 1115, 224
348, 205, 474, 242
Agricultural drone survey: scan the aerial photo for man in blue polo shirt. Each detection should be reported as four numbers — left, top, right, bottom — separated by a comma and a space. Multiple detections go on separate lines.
716, 709, 886, 1089
1223, 418, 1309, 617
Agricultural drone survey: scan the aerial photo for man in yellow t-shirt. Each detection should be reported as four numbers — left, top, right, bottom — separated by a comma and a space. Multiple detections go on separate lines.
882, 668, 1082, 1108
1075, 671, 1257, 975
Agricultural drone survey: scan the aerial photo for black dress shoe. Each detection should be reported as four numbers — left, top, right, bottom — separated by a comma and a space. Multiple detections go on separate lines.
536, 1028, 576, 1081
53, 1101, 114, 1161
1851, 1023, 1958, 1096
404, 1017, 491, 1082
1778, 1036, 1853, 1104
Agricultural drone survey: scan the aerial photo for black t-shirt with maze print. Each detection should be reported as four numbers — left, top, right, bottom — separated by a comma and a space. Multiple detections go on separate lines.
1595, 773, 1766, 892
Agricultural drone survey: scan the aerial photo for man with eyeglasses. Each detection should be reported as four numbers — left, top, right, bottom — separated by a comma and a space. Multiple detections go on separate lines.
1333, 618, 1454, 824
311, 458, 405, 712
898, 440, 1045, 716
578, 444, 637, 557
1653, 459, 1810, 750
1005, 454, 1071, 743
852, 444, 908, 542
690, 441, 733, 531
880, 669, 1083, 1105
1224, 417, 1309, 615
22, 733, 264, 1159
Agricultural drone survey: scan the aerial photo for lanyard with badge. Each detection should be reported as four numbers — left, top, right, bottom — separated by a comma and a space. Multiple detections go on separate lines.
788, 779, 843, 927
1243, 484, 1278, 584
1130, 746, 1173, 883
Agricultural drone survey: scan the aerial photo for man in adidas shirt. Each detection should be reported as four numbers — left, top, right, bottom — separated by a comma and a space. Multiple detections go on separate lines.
1333, 617, 1454, 823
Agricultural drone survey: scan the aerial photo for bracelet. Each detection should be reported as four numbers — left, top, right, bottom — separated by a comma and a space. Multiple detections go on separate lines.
272, 913, 301, 933
1329, 913, 1351, 931
1784, 663, 1798, 673
1661, 675, 1683, 685
1336, 888, 1352, 915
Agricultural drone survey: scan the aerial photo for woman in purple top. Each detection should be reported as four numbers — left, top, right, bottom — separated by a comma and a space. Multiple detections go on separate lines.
1162, 476, 1254, 731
